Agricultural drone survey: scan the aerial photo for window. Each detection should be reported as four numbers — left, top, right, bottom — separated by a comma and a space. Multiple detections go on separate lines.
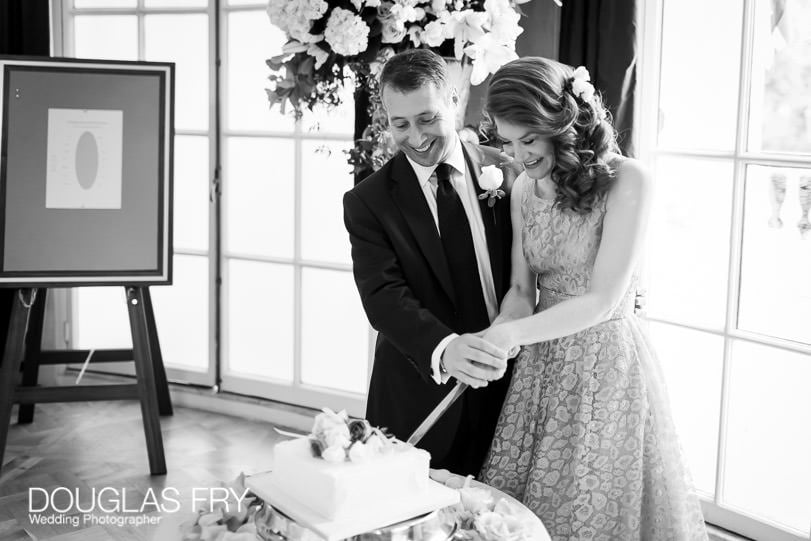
638, 0, 811, 539
57, 0, 373, 416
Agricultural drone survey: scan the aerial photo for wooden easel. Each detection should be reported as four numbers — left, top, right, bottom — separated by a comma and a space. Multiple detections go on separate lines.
0, 286, 172, 476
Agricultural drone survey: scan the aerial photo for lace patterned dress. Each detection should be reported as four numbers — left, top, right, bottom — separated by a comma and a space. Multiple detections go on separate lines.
480, 171, 709, 541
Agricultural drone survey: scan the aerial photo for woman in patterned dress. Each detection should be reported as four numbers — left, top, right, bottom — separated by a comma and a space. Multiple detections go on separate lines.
477, 57, 709, 540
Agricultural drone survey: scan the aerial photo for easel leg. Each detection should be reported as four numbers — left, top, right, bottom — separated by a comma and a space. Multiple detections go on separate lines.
18, 289, 47, 424
126, 287, 166, 476
143, 288, 172, 416
0, 289, 37, 474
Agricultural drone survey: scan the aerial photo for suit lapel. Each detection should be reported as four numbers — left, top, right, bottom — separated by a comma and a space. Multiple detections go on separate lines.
389, 152, 456, 302
462, 142, 505, 299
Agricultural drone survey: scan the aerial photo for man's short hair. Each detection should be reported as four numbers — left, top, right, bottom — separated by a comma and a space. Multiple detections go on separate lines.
379, 49, 449, 97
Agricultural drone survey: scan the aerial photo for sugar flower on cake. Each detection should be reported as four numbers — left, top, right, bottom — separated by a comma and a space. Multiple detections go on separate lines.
308, 408, 395, 463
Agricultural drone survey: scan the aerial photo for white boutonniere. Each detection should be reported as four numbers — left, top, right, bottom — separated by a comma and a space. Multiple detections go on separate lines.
478, 165, 506, 208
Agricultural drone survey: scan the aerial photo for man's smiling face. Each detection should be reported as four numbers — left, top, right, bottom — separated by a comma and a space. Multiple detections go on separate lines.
381, 82, 458, 167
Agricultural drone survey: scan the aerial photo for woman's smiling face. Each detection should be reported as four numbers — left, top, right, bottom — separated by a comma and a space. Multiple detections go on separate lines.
494, 117, 555, 180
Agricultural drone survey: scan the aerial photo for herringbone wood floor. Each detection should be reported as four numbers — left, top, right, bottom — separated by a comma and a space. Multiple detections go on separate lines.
0, 401, 289, 541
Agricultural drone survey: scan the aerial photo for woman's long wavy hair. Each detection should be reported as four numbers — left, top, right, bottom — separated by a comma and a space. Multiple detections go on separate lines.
484, 57, 620, 214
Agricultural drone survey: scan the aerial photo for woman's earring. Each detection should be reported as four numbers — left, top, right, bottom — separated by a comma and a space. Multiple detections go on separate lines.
768, 173, 787, 228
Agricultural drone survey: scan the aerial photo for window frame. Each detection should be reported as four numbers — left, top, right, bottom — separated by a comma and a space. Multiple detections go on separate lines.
217, 3, 372, 418
637, 1, 811, 540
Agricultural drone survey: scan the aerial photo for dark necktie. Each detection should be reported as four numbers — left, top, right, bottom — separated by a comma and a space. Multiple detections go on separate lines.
434, 163, 489, 332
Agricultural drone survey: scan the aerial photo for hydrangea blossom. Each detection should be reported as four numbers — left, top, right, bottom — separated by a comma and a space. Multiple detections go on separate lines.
324, 7, 370, 56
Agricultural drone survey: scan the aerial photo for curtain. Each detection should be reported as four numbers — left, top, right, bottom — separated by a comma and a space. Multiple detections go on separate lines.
558, 0, 637, 157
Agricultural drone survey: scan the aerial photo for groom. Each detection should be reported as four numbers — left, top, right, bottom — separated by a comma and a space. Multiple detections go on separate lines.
343, 50, 517, 476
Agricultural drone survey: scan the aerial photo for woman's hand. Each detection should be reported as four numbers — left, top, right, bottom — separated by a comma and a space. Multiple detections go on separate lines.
481, 324, 517, 356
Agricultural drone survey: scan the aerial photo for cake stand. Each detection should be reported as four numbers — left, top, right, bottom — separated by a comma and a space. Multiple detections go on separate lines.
254, 502, 457, 541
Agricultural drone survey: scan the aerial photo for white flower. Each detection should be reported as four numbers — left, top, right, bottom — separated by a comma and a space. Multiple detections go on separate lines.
323, 423, 351, 449
306, 43, 329, 69
571, 66, 596, 102
479, 165, 504, 190
485, 0, 523, 43
324, 7, 370, 56
267, 0, 328, 44
348, 441, 369, 462
474, 511, 512, 541
322, 444, 346, 463
458, 486, 495, 514
312, 407, 347, 435
369, 47, 395, 78
464, 35, 518, 85
366, 0, 380, 6
364, 433, 385, 455
350, 0, 363, 10
448, 10, 488, 60
381, 18, 407, 43
421, 19, 447, 47
431, 0, 448, 13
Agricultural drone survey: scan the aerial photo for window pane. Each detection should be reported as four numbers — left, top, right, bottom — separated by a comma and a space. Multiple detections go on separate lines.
301, 141, 353, 264
658, 0, 742, 150
226, 10, 294, 132
646, 157, 733, 329
75, 287, 131, 349
738, 165, 811, 344
227, 0, 265, 5
748, 0, 811, 154
151, 254, 209, 371
225, 137, 294, 258
145, 0, 207, 7
173, 135, 210, 252
647, 322, 723, 497
145, 14, 209, 131
723, 340, 811, 535
74, 16, 138, 61
225, 259, 294, 381
301, 75, 355, 136
74, 0, 136, 8
301, 268, 368, 394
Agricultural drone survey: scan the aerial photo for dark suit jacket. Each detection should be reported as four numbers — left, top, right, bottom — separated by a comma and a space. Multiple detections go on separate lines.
343, 142, 515, 475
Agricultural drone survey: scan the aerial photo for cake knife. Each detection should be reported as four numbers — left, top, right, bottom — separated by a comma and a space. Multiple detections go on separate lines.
406, 382, 469, 445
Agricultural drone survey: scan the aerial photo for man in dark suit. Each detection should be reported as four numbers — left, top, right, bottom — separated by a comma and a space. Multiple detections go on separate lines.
343, 50, 518, 477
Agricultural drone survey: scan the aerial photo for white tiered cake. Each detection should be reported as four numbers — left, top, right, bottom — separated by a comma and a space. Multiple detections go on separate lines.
246, 409, 459, 540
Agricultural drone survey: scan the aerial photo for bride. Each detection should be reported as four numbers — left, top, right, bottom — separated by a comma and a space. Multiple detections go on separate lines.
476, 57, 709, 540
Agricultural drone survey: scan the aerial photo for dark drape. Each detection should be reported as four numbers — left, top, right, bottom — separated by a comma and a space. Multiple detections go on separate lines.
559, 0, 637, 157
0, 0, 50, 57
0, 0, 50, 372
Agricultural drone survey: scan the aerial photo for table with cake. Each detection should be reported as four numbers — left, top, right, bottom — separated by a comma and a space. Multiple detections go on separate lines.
175, 408, 550, 541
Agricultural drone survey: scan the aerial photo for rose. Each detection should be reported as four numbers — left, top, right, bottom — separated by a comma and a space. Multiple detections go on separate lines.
479, 165, 504, 191
321, 444, 346, 463
475, 510, 527, 541
322, 423, 351, 449
348, 441, 369, 462
348, 419, 369, 442
312, 408, 347, 436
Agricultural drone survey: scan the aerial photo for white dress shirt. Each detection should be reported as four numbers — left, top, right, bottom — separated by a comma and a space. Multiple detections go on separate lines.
405, 137, 498, 384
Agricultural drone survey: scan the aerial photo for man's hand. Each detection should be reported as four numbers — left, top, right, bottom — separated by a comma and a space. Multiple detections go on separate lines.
441, 334, 508, 388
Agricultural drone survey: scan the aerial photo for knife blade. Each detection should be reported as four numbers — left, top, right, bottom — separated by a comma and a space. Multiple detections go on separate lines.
406, 382, 469, 446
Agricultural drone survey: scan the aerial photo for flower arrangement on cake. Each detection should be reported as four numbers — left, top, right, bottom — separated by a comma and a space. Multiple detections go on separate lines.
265, 0, 538, 173
308, 407, 395, 463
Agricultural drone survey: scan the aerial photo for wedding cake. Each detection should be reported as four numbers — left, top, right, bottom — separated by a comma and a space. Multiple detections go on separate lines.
247, 408, 459, 539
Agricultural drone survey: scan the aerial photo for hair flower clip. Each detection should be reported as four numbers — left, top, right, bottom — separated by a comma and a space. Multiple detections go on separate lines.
478, 165, 506, 207
570, 66, 596, 102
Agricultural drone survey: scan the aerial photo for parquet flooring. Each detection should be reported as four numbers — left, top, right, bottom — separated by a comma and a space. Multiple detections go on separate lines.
0, 402, 291, 540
